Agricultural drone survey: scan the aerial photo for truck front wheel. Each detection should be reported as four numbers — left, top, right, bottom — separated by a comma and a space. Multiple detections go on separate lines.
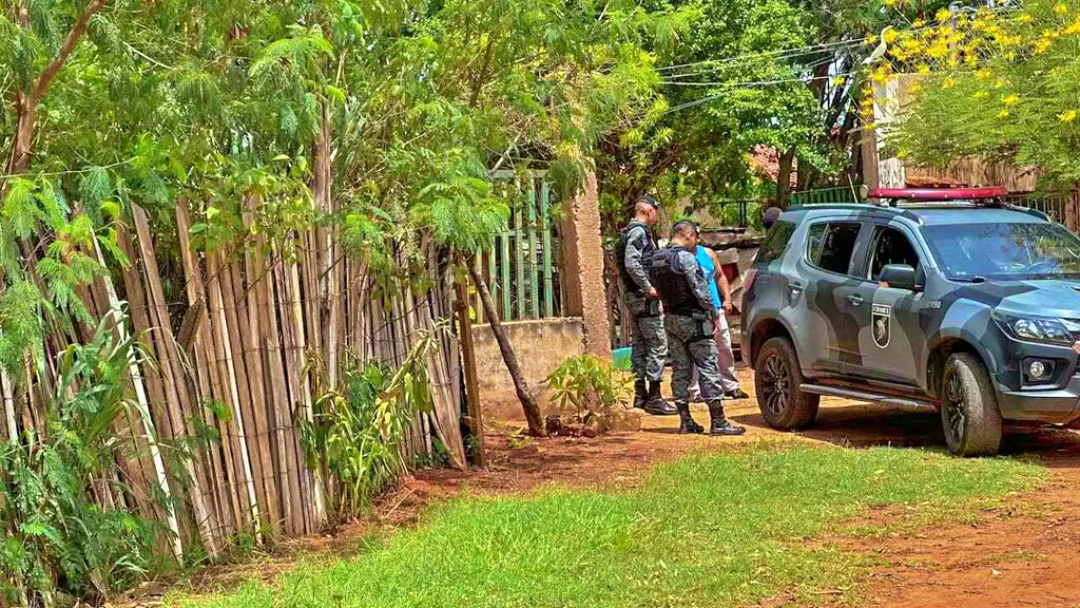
940, 352, 1003, 457
755, 337, 819, 430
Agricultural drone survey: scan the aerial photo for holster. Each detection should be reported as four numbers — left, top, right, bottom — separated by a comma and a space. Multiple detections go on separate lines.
689, 312, 714, 343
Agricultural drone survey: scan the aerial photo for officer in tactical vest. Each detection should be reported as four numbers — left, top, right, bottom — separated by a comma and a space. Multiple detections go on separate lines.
617, 195, 676, 416
650, 221, 747, 436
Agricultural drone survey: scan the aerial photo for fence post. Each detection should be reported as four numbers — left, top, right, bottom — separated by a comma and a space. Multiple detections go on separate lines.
559, 171, 612, 357
1068, 186, 1079, 234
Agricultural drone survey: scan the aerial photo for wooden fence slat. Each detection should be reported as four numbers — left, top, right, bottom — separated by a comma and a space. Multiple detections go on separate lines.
207, 252, 261, 536
271, 254, 306, 537
541, 182, 554, 318
514, 201, 525, 320
91, 239, 184, 563
176, 200, 238, 538
132, 206, 219, 555
500, 229, 512, 321
527, 183, 539, 318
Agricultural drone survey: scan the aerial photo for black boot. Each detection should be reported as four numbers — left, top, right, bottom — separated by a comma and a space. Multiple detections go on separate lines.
708, 400, 746, 436
676, 402, 704, 435
644, 380, 678, 416
633, 379, 648, 410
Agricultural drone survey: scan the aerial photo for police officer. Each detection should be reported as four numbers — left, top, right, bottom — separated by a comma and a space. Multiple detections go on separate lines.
650, 221, 746, 436
617, 195, 676, 416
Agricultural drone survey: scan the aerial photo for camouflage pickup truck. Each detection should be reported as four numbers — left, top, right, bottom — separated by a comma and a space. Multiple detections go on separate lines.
742, 188, 1080, 456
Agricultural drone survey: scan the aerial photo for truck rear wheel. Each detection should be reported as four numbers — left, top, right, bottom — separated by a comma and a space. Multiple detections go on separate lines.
755, 337, 819, 430
940, 352, 1002, 457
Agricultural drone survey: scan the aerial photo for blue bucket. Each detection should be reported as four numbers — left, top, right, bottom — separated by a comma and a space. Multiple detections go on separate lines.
612, 347, 632, 371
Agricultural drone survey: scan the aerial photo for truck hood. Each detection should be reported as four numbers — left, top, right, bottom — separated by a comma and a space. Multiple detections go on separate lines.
980, 280, 1080, 319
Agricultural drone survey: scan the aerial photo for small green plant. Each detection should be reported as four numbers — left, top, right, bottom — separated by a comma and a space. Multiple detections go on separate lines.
300, 328, 439, 524
546, 354, 632, 428
0, 314, 170, 606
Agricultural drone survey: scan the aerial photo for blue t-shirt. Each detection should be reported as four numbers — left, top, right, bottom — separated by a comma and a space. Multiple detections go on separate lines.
695, 246, 722, 310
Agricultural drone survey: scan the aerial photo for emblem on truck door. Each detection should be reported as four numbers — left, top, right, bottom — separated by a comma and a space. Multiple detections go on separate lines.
872, 304, 892, 349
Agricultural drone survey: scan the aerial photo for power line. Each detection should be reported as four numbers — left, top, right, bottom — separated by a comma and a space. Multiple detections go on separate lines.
661, 72, 853, 89
656, 4, 1022, 76
656, 38, 869, 74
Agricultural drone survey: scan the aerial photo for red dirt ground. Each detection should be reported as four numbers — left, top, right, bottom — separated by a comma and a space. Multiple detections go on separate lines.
163, 367, 1080, 607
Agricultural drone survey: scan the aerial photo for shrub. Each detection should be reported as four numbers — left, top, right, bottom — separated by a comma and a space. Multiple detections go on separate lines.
300, 329, 438, 524
0, 316, 169, 606
546, 354, 632, 431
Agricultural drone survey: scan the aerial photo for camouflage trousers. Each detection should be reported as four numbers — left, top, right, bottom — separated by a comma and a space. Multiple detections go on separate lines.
665, 314, 723, 406
625, 294, 667, 383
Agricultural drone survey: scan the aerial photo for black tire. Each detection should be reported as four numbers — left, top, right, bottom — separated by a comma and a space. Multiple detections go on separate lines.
754, 337, 820, 430
940, 352, 1003, 457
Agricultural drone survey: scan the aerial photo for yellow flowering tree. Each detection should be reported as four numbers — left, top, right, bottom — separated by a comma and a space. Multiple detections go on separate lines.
887, 1, 1080, 186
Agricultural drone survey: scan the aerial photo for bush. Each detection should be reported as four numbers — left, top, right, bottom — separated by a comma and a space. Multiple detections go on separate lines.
300, 330, 438, 524
546, 355, 632, 433
0, 316, 169, 606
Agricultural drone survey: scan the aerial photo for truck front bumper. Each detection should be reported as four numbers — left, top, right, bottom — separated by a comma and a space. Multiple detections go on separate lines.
996, 376, 1080, 425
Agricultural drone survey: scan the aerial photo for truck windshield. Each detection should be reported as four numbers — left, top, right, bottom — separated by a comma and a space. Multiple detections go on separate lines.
923, 222, 1080, 281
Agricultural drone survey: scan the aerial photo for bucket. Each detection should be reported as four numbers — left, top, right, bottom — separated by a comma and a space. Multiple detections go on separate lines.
612, 346, 632, 371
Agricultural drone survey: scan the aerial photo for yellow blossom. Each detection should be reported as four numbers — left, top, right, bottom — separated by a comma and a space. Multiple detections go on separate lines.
998, 109, 1010, 119
913, 18, 926, 28
943, 77, 957, 89
1060, 110, 1078, 123
976, 69, 992, 80
833, 75, 848, 87
1003, 94, 1019, 107
884, 0, 899, 7
1017, 13, 1035, 24
936, 8, 952, 22
917, 64, 931, 75
973, 90, 989, 100
1055, 3, 1069, 15
883, 28, 900, 44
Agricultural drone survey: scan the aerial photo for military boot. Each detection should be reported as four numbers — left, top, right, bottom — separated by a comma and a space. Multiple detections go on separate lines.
644, 380, 678, 416
633, 379, 648, 410
676, 402, 705, 435
707, 400, 746, 436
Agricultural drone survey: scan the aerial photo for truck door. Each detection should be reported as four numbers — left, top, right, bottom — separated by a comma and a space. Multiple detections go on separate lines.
797, 220, 870, 375
851, 223, 929, 386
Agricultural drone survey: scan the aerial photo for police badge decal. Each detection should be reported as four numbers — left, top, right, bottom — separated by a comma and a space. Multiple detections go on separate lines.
872, 304, 891, 349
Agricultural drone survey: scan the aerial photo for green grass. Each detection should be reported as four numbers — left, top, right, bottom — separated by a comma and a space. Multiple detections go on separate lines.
180, 444, 1043, 608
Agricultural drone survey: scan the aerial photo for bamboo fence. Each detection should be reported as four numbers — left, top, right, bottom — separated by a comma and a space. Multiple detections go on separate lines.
0, 200, 467, 558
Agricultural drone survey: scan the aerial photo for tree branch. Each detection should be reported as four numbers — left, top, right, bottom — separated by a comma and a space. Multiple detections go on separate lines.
30, 0, 109, 105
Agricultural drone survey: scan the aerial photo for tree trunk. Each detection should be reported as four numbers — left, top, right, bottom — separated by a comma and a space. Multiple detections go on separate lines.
6, 0, 109, 177
466, 262, 546, 437
777, 148, 796, 209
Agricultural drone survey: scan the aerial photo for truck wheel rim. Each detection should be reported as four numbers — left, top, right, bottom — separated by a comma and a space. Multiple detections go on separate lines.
762, 354, 790, 416
943, 371, 966, 443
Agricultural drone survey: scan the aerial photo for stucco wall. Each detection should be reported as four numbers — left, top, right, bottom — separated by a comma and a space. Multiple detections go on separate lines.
473, 318, 585, 419
474, 318, 585, 392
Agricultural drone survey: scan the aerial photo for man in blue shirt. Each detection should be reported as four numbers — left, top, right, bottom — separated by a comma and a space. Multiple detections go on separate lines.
689, 242, 749, 401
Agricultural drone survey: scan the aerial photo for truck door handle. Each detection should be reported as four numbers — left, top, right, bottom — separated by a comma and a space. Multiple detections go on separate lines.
787, 283, 803, 296
847, 294, 864, 307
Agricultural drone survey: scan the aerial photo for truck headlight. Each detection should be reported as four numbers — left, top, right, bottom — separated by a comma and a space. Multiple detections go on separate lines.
992, 311, 1074, 345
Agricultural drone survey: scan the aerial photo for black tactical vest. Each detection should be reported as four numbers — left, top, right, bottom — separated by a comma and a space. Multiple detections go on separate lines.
615, 221, 655, 295
650, 246, 709, 317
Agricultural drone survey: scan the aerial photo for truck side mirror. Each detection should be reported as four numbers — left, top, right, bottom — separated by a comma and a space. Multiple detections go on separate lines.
881, 264, 921, 292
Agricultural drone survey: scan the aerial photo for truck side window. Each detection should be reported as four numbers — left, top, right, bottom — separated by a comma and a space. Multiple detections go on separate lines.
868, 227, 921, 281
807, 222, 862, 275
758, 220, 797, 264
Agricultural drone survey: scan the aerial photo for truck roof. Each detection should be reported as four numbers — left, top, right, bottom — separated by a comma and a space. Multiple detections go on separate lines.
785, 202, 1049, 227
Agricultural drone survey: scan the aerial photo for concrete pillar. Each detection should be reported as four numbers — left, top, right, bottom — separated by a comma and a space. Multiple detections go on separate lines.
560, 171, 612, 357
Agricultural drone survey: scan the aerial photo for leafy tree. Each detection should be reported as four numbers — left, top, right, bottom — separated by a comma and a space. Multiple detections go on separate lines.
887, 1, 1080, 188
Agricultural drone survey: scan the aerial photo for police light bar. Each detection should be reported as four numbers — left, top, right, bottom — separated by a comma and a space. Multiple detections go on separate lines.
868, 187, 1008, 201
